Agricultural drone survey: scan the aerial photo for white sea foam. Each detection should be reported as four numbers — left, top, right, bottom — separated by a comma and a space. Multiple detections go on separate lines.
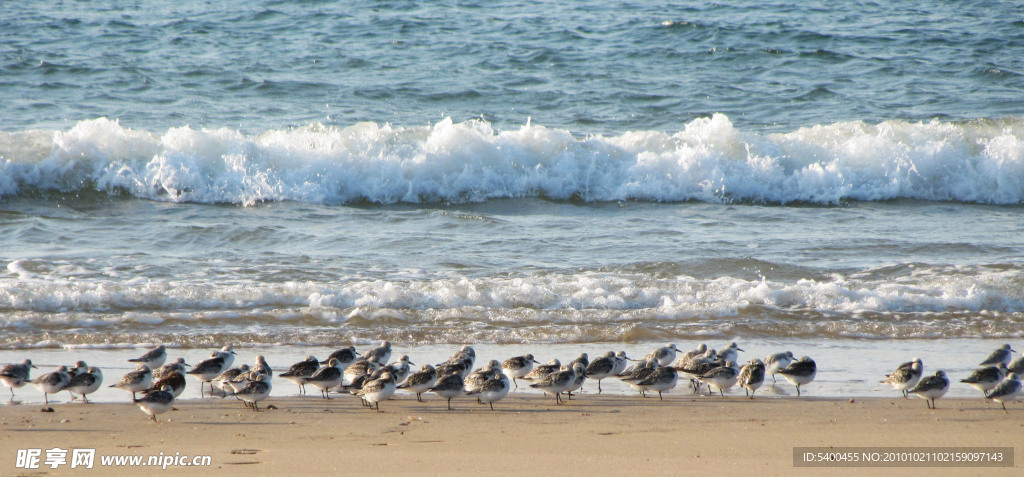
2, 115, 1022, 205
1, 263, 1022, 329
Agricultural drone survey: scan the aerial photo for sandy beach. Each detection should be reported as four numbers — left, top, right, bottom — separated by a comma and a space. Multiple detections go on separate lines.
2, 393, 1021, 476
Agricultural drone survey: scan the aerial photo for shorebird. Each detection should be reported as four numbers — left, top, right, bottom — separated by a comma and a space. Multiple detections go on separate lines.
762, 351, 794, 383
253, 355, 272, 378
909, 370, 949, 409
585, 351, 617, 393
357, 371, 397, 412
1008, 351, 1024, 374
134, 385, 175, 422
344, 359, 380, 386
530, 363, 583, 404
279, 355, 320, 395
186, 350, 233, 398
985, 373, 1022, 412
1, 359, 36, 398
326, 346, 358, 370
31, 365, 71, 404
397, 364, 437, 402
960, 363, 1008, 395
429, 373, 465, 410
645, 344, 682, 367
110, 364, 153, 401
303, 358, 344, 399
466, 372, 511, 410
698, 361, 740, 397
502, 354, 539, 388
64, 366, 103, 403
717, 342, 744, 363
149, 371, 186, 398
777, 356, 817, 396
520, 358, 561, 383
635, 365, 678, 400
620, 359, 659, 396
153, 358, 190, 380
363, 341, 393, 366
212, 364, 251, 397
882, 358, 923, 398
233, 373, 272, 411
129, 345, 167, 370
980, 344, 1015, 366
386, 355, 414, 384
465, 361, 502, 396
738, 358, 765, 398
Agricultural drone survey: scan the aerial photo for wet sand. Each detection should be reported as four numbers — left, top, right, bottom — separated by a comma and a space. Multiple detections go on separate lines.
1, 393, 1022, 476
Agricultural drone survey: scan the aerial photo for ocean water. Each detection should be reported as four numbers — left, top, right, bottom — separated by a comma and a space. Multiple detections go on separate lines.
2, 1, 1024, 402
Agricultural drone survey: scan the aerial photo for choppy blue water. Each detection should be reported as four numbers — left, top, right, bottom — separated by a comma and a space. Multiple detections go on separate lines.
1, 1, 1023, 401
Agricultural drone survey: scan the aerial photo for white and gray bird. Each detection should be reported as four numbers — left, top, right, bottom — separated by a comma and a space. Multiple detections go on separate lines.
357, 371, 397, 412
585, 351, 618, 393
429, 373, 465, 410
303, 358, 344, 399
186, 350, 234, 398
65, 366, 103, 403
530, 363, 584, 404
985, 372, 1022, 412
129, 345, 168, 370
466, 372, 511, 410
635, 365, 678, 400
762, 351, 794, 383
0, 359, 36, 398
153, 358, 190, 380
279, 355, 320, 395
980, 344, 1016, 366
645, 344, 682, 367
777, 356, 817, 397
698, 361, 740, 397
110, 364, 153, 401
362, 341, 393, 366
31, 365, 71, 404
960, 363, 1008, 394
134, 384, 175, 422
717, 342, 744, 363
386, 355, 415, 384
738, 358, 765, 398
233, 373, 272, 411
502, 354, 540, 389
909, 370, 949, 409
881, 358, 923, 398
397, 364, 437, 402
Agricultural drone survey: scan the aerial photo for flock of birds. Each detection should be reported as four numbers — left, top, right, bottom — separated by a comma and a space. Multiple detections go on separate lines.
1, 341, 1022, 421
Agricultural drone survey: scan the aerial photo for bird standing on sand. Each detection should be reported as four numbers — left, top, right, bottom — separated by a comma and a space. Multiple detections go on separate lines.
777, 356, 816, 396
0, 359, 36, 398
738, 358, 765, 398
985, 373, 1022, 412
110, 364, 153, 401
882, 358, 923, 398
466, 372, 511, 410
960, 363, 1008, 395
397, 364, 437, 402
134, 385, 175, 422
762, 351, 794, 383
65, 366, 103, 403
502, 354, 539, 389
279, 355, 320, 395
429, 373, 465, 410
31, 365, 71, 404
909, 370, 949, 409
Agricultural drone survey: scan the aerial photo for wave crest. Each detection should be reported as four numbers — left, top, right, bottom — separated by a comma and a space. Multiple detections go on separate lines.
2, 115, 1023, 205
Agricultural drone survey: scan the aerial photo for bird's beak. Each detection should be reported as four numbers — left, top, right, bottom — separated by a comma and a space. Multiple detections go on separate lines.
531, 359, 540, 364
183, 362, 192, 368
738, 347, 745, 352
409, 361, 416, 366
